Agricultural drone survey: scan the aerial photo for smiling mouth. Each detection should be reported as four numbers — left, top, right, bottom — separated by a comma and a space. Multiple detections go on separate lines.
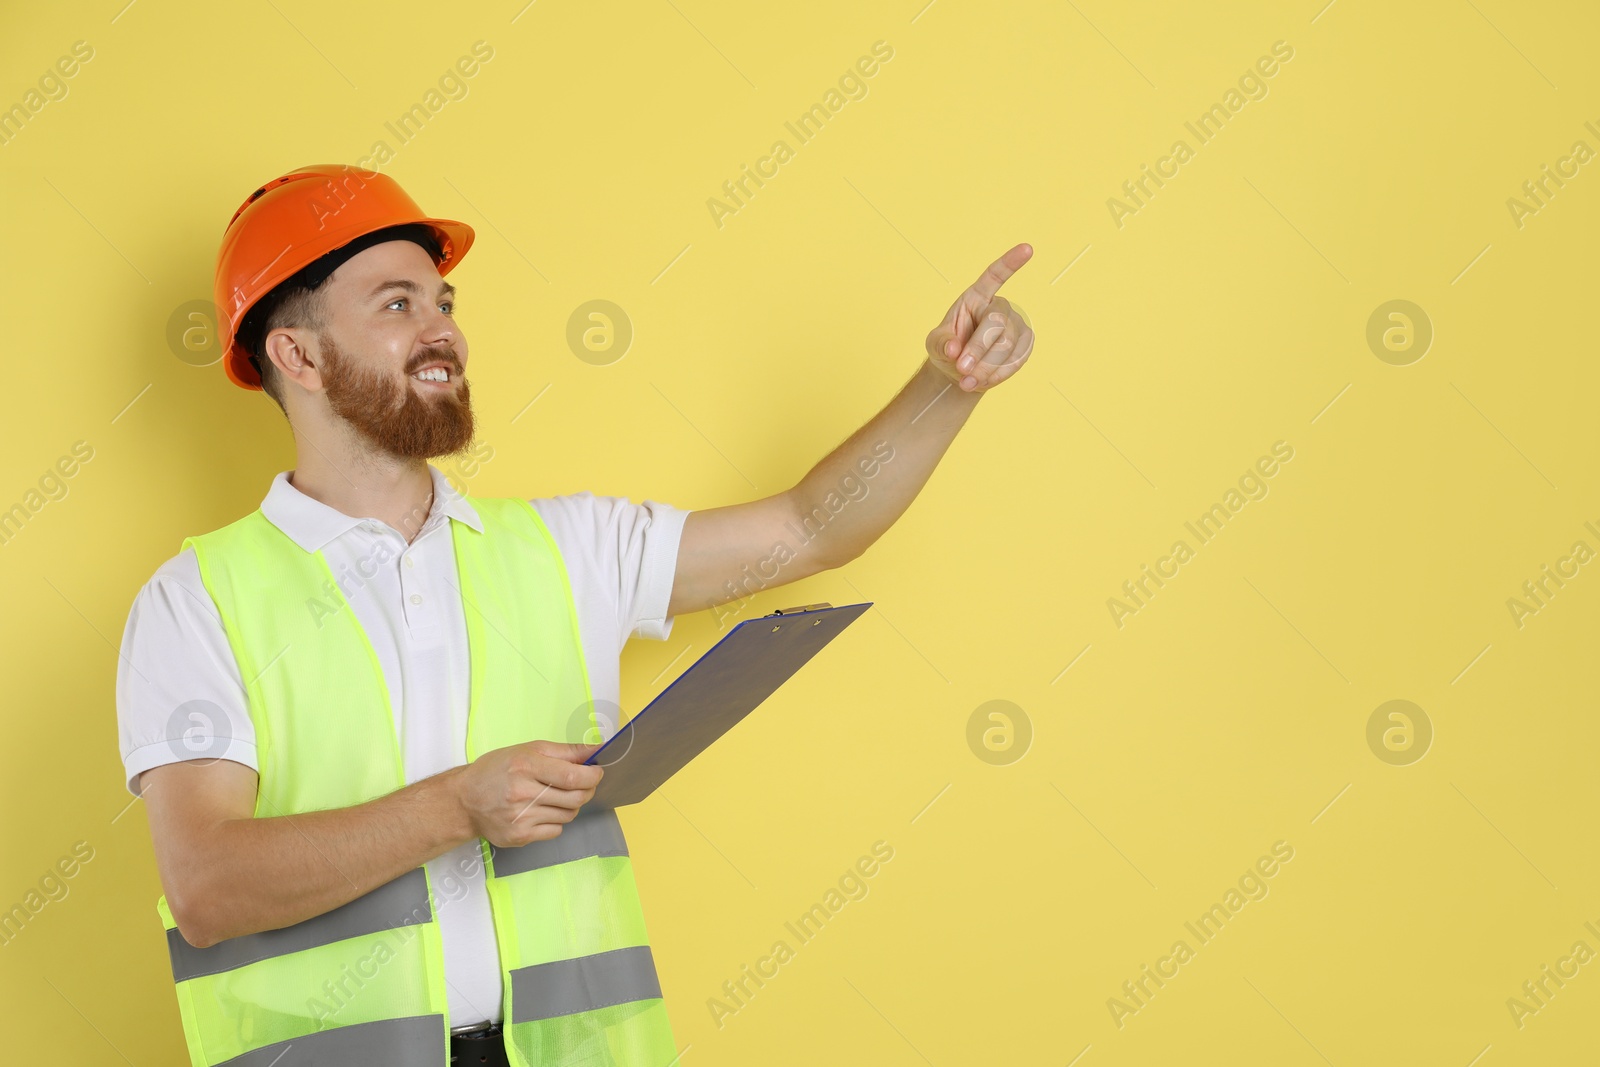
410, 367, 458, 387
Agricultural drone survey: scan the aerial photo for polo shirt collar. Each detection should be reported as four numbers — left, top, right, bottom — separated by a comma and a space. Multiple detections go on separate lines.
260, 462, 483, 553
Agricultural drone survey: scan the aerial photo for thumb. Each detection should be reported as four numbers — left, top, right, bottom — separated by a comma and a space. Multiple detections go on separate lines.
529, 739, 605, 762
926, 320, 961, 363
940, 298, 981, 358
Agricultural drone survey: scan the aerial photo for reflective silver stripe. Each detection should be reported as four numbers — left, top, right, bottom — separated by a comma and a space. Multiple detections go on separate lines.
166, 867, 433, 983
491, 808, 629, 878
216, 1014, 445, 1066
511, 945, 663, 1022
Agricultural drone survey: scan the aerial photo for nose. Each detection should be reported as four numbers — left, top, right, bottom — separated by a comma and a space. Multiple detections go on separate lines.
422, 303, 465, 365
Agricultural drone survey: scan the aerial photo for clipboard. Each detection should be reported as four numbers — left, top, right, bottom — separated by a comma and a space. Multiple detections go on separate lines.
581, 601, 871, 810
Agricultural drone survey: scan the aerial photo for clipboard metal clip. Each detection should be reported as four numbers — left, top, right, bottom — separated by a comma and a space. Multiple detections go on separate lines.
766, 602, 832, 616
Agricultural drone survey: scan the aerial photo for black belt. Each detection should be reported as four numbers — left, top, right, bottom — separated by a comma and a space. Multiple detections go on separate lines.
449, 1021, 508, 1067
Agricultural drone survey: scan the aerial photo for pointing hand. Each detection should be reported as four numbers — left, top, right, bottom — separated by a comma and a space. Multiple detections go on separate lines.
924, 243, 1036, 393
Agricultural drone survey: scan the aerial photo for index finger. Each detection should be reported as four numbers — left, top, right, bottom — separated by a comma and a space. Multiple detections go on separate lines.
546, 759, 603, 789
967, 243, 1034, 304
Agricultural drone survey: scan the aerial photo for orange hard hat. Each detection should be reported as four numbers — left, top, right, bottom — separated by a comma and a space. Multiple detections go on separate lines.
214, 164, 475, 391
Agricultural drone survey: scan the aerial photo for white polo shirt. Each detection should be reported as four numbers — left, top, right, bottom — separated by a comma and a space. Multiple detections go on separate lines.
115, 463, 689, 1027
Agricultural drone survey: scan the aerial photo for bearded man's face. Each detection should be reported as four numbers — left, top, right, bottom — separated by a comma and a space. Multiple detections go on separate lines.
311, 239, 474, 459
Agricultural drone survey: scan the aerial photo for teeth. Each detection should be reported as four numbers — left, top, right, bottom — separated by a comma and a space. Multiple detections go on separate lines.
412, 367, 449, 382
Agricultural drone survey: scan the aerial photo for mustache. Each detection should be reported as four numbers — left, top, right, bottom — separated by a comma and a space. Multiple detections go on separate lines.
406, 347, 462, 376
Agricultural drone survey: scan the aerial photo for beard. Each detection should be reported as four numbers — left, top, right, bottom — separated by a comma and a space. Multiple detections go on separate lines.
318, 331, 475, 460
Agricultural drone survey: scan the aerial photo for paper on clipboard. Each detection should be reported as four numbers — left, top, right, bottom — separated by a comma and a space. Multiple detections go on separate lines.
581, 601, 871, 810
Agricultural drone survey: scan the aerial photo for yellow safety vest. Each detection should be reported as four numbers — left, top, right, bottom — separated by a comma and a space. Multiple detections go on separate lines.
154, 496, 678, 1066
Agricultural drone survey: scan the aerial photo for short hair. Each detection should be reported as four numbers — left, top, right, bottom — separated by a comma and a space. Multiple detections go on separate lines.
239, 282, 330, 416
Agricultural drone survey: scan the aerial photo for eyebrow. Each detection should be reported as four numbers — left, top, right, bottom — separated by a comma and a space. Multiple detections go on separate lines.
368, 279, 456, 303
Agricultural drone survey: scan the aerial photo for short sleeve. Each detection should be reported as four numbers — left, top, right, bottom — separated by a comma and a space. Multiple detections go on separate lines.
528, 493, 690, 649
116, 548, 259, 798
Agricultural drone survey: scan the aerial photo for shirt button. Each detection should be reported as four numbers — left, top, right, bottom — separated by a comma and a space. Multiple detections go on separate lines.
410, 594, 423, 605
405, 557, 415, 569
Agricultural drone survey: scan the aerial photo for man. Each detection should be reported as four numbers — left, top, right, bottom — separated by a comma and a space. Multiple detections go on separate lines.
117, 163, 1033, 1067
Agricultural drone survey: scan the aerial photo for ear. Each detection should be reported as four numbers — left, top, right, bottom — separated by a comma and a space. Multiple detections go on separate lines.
264, 328, 326, 393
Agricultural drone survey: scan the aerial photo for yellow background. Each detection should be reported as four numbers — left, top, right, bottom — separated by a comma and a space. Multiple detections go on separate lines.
2, 0, 1597, 1063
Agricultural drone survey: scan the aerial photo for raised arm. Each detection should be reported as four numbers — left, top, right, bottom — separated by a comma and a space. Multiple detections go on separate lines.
666, 243, 1035, 621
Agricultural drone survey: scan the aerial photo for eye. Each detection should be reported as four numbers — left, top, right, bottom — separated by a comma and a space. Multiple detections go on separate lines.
384, 297, 455, 315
